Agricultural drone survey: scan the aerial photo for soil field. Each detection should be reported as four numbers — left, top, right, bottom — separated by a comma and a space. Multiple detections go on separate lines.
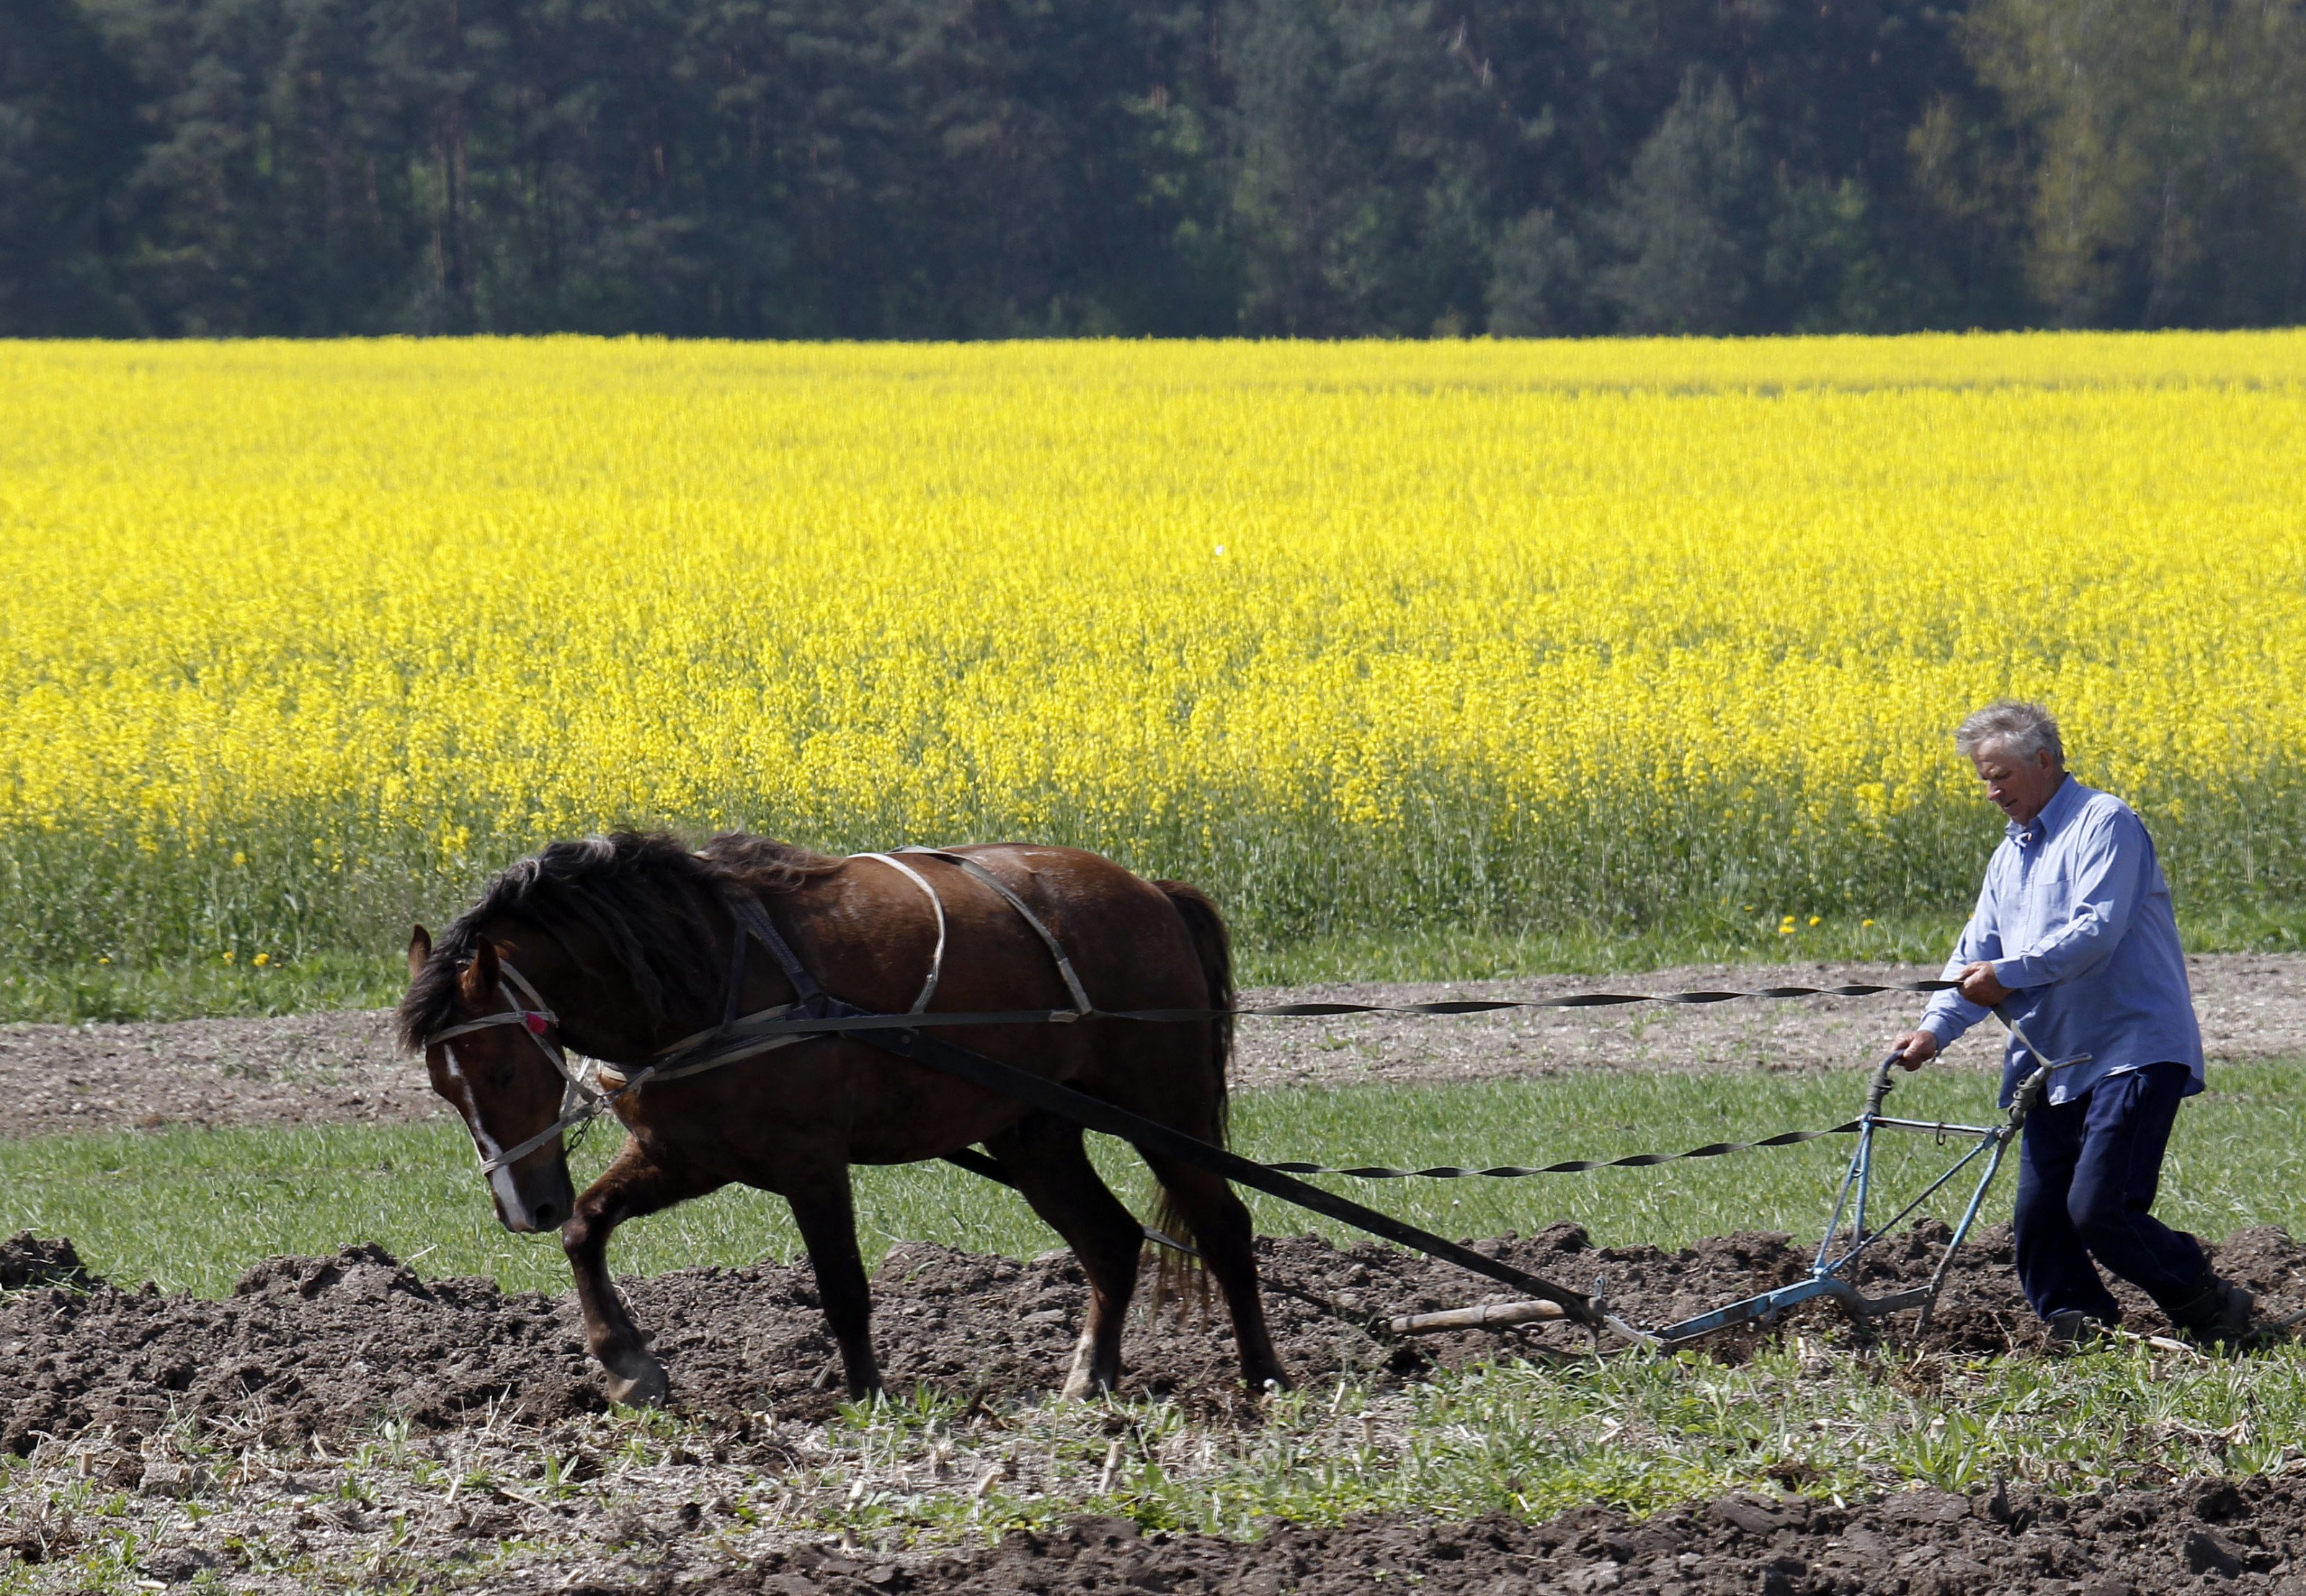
14, 1220, 2303, 1453
748, 1481, 2306, 1596
4, 954, 2303, 1138
10, 958, 2306, 1591
9, 1222, 2306, 1591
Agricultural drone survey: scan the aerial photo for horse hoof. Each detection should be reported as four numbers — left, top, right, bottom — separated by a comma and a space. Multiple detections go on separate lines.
603, 1358, 669, 1408
1060, 1327, 1116, 1401
1059, 1368, 1117, 1401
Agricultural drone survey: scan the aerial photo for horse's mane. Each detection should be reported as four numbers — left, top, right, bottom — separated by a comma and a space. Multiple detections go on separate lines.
396, 830, 841, 1051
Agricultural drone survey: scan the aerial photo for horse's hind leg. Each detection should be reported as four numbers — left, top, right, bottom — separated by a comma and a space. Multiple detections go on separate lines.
985, 1112, 1147, 1399
784, 1162, 883, 1400
1134, 1156, 1291, 1393
564, 1139, 714, 1407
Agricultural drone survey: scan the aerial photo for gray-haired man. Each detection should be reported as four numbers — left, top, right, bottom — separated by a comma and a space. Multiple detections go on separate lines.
1890, 700, 2253, 1345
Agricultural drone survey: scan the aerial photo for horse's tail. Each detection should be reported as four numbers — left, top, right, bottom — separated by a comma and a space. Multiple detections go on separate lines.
1147, 879, 1234, 1312
1152, 878, 1234, 1144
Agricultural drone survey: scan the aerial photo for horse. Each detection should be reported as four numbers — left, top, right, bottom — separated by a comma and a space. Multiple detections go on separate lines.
397, 830, 1288, 1406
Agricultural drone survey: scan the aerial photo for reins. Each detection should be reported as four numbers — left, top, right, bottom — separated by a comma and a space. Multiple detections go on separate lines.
421, 849, 1968, 1191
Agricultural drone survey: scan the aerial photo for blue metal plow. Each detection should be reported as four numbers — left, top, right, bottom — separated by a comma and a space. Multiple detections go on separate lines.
1642, 1033, 2078, 1347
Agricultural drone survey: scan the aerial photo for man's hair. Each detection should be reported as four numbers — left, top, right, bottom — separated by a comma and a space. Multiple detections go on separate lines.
1956, 700, 2064, 766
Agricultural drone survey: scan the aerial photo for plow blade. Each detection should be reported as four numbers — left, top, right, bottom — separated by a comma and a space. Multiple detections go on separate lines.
1650, 1273, 1933, 1347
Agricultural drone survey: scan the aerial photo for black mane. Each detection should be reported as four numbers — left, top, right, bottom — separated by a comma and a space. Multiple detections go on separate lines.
396, 830, 841, 1051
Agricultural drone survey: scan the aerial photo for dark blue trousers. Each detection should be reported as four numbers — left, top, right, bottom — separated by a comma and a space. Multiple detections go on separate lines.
2013, 1061, 2204, 1324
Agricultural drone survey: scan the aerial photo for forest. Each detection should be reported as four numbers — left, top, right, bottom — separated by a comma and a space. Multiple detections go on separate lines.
4, 0, 2305, 339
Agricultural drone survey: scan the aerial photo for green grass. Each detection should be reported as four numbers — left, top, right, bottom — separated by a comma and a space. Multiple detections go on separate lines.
0, 950, 405, 1025
4, 1058, 2300, 1298
932, 1340, 2306, 1538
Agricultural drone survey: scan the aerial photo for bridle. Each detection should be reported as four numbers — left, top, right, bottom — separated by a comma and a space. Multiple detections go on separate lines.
423, 961, 600, 1176
419, 891, 832, 1178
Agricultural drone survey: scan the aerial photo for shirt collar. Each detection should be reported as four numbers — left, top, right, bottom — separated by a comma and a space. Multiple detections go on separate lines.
2007, 772, 2083, 847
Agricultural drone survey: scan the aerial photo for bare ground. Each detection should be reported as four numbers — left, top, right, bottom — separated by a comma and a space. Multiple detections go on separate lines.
8, 1226, 2306, 1592
10, 1220, 2302, 1455
3, 953, 2302, 1138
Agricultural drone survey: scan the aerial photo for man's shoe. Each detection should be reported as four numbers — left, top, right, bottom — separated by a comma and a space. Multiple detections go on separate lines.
2167, 1269, 2255, 1343
2045, 1309, 2115, 1350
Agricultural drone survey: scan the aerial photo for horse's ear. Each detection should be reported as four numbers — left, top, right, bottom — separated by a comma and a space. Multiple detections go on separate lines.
460, 937, 501, 1001
408, 925, 432, 981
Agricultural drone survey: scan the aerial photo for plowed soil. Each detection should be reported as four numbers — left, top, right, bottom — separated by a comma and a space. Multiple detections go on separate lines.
725, 1479, 2306, 1596
10, 1227, 2306, 1591
9, 1218, 2302, 1455
9, 958, 2305, 1590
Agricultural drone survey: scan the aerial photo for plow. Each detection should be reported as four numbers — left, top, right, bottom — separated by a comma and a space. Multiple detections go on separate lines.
1390, 1028, 2076, 1349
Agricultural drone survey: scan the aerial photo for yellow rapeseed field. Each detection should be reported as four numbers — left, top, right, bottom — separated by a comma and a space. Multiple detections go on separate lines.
4, 333, 2303, 970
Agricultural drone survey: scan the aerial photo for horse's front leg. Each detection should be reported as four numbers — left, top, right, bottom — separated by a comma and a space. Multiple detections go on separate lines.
785, 1163, 881, 1399
563, 1138, 710, 1406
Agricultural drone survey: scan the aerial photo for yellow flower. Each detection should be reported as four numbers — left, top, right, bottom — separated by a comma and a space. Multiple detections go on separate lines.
254, 952, 270, 966
0, 332, 2298, 960
1808, 916, 1822, 927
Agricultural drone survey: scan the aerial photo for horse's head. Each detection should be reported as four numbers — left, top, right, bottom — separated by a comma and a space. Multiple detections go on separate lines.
406, 926, 579, 1234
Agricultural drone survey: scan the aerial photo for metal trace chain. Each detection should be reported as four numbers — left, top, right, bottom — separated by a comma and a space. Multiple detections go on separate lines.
1172, 978, 1962, 1023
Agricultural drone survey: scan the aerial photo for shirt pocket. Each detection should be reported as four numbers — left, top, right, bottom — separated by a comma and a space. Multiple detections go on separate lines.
2013, 859, 2080, 942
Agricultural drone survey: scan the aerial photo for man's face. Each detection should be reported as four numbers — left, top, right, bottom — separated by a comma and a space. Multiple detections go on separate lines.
1971, 741, 2065, 826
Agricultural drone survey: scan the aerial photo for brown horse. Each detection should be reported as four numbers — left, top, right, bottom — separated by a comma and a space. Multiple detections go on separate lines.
398, 831, 1288, 1406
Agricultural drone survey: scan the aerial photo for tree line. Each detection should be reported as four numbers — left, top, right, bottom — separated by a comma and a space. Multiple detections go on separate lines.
4, 0, 2305, 339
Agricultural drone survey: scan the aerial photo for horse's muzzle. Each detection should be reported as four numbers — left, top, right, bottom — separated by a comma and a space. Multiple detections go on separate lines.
495, 1159, 576, 1234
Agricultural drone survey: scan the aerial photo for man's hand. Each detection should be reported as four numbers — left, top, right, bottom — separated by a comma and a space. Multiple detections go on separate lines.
1956, 960, 2011, 1007
1890, 1030, 1940, 1071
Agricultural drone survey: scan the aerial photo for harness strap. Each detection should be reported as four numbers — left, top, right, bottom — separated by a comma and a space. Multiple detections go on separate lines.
427, 1004, 555, 1045
496, 963, 589, 1113
580, 897, 847, 1096
429, 855, 1084, 1179
896, 847, 1092, 1016
724, 892, 823, 1002
597, 1015, 811, 1088
852, 852, 946, 1012
720, 907, 752, 1030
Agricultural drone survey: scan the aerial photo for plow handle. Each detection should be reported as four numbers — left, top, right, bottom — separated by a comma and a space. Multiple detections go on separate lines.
1861, 1053, 1900, 1119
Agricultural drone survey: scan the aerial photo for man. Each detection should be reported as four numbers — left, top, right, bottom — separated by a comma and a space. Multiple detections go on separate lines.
1890, 700, 2252, 1346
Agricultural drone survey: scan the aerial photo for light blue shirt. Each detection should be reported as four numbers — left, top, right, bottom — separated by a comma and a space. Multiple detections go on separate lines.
1918, 775, 2203, 1107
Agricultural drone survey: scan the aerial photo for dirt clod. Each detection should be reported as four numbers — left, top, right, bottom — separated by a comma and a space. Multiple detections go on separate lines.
11, 1223, 2306, 1590
8, 1218, 2303, 1460
0, 1232, 89, 1293
711, 1479, 2306, 1596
